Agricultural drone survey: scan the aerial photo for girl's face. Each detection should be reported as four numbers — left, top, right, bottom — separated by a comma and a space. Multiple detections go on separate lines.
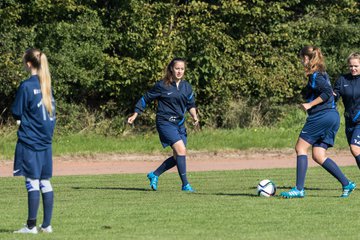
173, 61, 185, 80
349, 58, 360, 76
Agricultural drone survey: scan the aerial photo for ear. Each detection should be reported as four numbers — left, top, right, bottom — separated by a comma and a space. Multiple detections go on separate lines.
26, 61, 32, 69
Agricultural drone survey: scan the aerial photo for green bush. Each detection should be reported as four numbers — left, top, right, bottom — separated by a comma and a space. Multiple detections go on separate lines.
1, 0, 359, 130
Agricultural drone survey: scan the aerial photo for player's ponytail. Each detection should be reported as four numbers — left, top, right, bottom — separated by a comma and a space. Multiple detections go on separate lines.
23, 49, 53, 116
163, 58, 186, 86
299, 46, 326, 76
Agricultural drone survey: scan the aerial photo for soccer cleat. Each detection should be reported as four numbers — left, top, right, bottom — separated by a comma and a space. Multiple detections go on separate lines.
340, 181, 356, 198
147, 172, 159, 191
280, 187, 305, 199
181, 183, 195, 192
14, 225, 38, 234
39, 225, 53, 233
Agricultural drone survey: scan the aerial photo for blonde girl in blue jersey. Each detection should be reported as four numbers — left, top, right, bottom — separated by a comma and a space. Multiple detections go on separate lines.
280, 46, 356, 198
333, 53, 360, 168
12, 49, 56, 234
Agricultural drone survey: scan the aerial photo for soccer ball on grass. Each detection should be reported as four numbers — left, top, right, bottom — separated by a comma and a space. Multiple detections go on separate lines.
257, 179, 276, 197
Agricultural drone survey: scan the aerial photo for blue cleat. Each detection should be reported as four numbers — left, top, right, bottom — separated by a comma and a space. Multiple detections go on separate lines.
182, 183, 195, 192
280, 187, 305, 199
147, 172, 158, 191
340, 181, 356, 198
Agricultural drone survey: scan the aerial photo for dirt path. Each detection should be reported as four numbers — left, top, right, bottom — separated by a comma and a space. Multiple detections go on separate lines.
0, 149, 356, 177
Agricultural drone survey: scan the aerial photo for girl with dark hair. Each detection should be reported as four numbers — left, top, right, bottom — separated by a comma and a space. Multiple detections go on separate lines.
128, 58, 199, 192
280, 46, 356, 198
13, 49, 56, 233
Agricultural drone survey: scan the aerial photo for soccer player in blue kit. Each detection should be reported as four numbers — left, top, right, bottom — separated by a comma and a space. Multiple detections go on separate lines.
128, 58, 199, 192
280, 46, 356, 198
12, 49, 56, 233
333, 53, 360, 168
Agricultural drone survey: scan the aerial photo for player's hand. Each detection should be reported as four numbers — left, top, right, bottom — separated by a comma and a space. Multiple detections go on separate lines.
127, 113, 138, 124
193, 118, 199, 126
300, 103, 311, 111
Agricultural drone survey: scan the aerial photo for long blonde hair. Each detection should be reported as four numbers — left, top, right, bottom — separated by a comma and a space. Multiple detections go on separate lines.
299, 46, 326, 76
23, 49, 53, 116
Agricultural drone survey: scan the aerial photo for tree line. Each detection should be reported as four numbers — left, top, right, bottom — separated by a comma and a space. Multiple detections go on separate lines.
0, 0, 359, 131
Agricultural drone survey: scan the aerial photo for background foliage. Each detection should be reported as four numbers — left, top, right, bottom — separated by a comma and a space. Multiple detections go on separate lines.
1, 0, 359, 133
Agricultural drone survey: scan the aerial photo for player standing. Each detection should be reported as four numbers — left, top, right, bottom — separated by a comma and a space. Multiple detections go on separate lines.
280, 46, 356, 198
12, 49, 56, 233
128, 58, 199, 192
333, 53, 360, 168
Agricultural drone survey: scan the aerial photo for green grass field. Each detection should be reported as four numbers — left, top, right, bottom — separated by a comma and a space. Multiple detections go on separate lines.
1, 166, 359, 240
0, 107, 357, 239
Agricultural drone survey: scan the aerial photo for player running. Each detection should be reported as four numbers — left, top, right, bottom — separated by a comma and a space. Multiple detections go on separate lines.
280, 46, 356, 199
128, 58, 199, 192
333, 53, 360, 169
12, 49, 56, 233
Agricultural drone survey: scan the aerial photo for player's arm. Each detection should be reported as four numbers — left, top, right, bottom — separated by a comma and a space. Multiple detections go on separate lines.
333, 76, 342, 101
186, 84, 198, 125
11, 83, 27, 121
301, 74, 329, 111
301, 96, 324, 111
128, 82, 161, 124
188, 107, 199, 126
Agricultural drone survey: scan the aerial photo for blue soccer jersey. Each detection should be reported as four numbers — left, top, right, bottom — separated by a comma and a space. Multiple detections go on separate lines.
134, 80, 196, 126
334, 73, 360, 124
11, 75, 56, 151
303, 71, 336, 115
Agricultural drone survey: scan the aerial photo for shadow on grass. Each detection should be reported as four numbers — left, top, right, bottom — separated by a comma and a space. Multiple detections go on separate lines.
249, 186, 341, 191
0, 229, 13, 233
215, 192, 258, 197
195, 192, 258, 197
71, 187, 150, 191
275, 186, 339, 191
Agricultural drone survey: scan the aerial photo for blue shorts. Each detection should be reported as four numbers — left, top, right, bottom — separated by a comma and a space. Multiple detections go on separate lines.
299, 109, 340, 148
345, 121, 360, 146
14, 141, 53, 179
156, 121, 187, 148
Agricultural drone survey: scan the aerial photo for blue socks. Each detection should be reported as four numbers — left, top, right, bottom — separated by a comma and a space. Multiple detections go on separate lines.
41, 191, 54, 228
355, 155, 360, 169
27, 190, 40, 228
176, 155, 189, 187
153, 155, 189, 187
296, 155, 350, 189
322, 158, 349, 186
296, 155, 308, 190
154, 156, 176, 176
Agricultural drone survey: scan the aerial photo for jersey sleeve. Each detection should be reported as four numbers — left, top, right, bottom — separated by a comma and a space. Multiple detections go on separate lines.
315, 73, 333, 102
134, 82, 162, 114
11, 83, 28, 120
186, 84, 196, 111
333, 76, 343, 102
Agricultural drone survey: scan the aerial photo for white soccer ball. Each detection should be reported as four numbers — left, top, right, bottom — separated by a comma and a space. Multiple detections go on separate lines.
257, 179, 276, 197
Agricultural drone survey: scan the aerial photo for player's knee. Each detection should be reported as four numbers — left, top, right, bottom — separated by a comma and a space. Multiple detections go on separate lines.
350, 145, 360, 157
25, 178, 40, 192
312, 154, 326, 164
177, 148, 186, 156
40, 179, 53, 193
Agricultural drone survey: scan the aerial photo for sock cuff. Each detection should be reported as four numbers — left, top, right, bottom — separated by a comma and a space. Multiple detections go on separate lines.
176, 155, 186, 160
